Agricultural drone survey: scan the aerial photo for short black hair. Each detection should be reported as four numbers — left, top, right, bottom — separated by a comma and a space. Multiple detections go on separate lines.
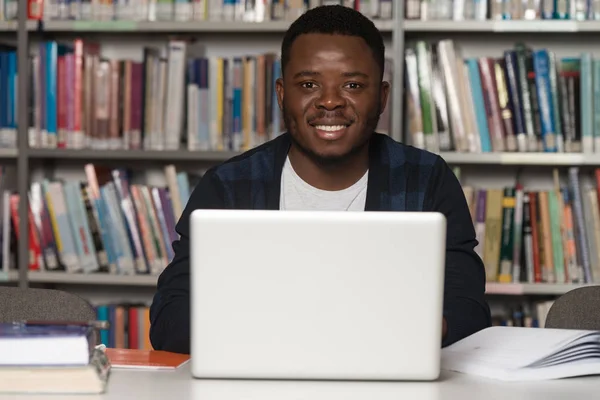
281, 5, 385, 79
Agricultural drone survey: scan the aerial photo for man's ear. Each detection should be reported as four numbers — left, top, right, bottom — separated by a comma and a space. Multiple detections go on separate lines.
379, 80, 390, 116
276, 77, 284, 111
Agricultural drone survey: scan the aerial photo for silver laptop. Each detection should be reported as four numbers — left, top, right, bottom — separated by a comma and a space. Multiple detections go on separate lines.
190, 210, 446, 381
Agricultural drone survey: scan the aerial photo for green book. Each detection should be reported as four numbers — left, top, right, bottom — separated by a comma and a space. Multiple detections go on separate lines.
498, 187, 516, 283
548, 190, 566, 283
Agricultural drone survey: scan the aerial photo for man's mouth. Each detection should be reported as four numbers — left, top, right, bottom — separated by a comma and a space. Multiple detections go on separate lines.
311, 123, 351, 141
313, 125, 347, 132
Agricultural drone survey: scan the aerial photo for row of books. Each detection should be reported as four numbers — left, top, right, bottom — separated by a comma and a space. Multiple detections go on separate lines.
491, 300, 554, 328
30, 0, 393, 22
461, 167, 600, 285
96, 303, 152, 350
405, 39, 596, 155
0, 163, 198, 275
27, 39, 393, 151
405, 0, 600, 21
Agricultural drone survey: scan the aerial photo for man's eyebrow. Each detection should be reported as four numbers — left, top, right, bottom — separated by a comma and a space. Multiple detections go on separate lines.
292, 71, 370, 79
341, 71, 369, 78
293, 70, 320, 79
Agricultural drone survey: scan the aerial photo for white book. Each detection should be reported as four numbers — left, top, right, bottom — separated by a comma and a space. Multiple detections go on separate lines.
442, 326, 600, 381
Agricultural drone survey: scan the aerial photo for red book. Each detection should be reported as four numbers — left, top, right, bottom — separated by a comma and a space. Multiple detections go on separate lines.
27, 0, 43, 19
128, 307, 139, 350
529, 192, 542, 283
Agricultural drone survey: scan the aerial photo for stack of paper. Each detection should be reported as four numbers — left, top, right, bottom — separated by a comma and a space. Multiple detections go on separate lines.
441, 326, 600, 381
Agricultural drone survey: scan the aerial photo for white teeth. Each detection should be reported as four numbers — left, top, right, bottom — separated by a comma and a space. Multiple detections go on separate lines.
315, 125, 345, 132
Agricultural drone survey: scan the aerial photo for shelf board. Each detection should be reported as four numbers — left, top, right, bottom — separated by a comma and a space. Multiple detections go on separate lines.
26, 271, 158, 286
31, 19, 394, 33
404, 20, 600, 33
0, 21, 17, 31
24, 148, 600, 166
0, 148, 18, 159
27, 148, 240, 162
486, 282, 598, 295
1, 271, 595, 292
25, 149, 600, 165
438, 152, 589, 166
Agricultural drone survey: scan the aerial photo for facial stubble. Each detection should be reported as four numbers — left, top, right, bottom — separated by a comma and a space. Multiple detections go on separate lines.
282, 95, 383, 167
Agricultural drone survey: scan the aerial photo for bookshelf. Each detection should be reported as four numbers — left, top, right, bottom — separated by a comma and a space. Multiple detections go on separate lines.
0, 0, 597, 336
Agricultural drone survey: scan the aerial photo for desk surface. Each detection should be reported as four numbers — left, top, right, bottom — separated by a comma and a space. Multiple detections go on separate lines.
4, 364, 600, 400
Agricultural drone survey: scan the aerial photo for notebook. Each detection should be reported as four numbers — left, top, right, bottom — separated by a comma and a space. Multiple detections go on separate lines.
441, 326, 600, 381
105, 348, 190, 370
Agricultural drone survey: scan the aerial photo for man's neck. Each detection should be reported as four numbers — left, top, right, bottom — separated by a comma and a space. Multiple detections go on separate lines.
287, 145, 369, 191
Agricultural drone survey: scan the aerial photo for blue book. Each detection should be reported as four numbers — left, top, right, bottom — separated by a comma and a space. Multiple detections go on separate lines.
466, 59, 491, 152
45, 41, 58, 147
232, 58, 242, 151
533, 49, 557, 152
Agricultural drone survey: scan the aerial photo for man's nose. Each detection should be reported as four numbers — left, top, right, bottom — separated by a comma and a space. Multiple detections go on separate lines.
314, 86, 346, 110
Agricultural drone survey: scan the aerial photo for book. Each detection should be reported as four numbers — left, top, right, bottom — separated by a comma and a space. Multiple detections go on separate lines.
105, 348, 190, 370
0, 348, 110, 394
0, 323, 95, 366
441, 326, 600, 381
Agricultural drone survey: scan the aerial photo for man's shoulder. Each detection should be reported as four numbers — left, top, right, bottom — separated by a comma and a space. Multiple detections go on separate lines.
205, 134, 289, 182
374, 133, 442, 168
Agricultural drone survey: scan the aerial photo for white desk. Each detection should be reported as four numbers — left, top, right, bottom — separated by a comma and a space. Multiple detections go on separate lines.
3, 364, 599, 400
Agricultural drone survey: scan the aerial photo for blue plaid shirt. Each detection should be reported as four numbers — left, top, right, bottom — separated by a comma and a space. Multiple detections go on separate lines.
150, 132, 491, 354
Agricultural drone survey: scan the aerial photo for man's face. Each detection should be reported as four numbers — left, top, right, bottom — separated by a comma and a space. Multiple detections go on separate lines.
276, 33, 389, 165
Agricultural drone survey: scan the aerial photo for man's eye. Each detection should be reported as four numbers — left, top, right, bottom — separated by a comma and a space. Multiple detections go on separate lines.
301, 82, 316, 89
345, 82, 361, 89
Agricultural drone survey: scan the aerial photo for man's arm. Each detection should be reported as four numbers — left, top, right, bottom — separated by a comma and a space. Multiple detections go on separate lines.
426, 157, 492, 347
149, 170, 225, 354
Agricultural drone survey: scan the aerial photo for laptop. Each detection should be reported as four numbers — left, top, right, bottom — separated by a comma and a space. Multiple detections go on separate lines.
189, 210, 446, 381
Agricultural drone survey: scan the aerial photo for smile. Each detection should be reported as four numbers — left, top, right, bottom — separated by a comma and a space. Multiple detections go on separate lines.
314, 125, 346, 132
312, 124, 350, 141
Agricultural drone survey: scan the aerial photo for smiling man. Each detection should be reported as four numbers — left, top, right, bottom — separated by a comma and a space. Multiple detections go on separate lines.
149, 5, 491, 354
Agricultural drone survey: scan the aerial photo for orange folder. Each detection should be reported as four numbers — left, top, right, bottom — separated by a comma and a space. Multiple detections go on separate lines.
105, 348, 190, 370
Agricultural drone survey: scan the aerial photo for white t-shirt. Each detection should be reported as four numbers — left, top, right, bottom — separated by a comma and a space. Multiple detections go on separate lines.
279, 156, 368, 211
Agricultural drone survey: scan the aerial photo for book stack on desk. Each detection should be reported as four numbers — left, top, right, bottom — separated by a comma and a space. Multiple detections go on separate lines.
0, 323, 110, 394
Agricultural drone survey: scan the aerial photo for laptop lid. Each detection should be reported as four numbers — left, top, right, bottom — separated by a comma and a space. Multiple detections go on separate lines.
190, 210, 446, 381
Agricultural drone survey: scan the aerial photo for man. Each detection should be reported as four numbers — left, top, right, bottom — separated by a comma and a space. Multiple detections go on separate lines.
149, 5, 491, 354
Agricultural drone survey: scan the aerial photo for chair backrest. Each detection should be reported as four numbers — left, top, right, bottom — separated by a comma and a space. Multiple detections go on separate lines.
545, 286, 600, 330
0, 286, 96, 323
